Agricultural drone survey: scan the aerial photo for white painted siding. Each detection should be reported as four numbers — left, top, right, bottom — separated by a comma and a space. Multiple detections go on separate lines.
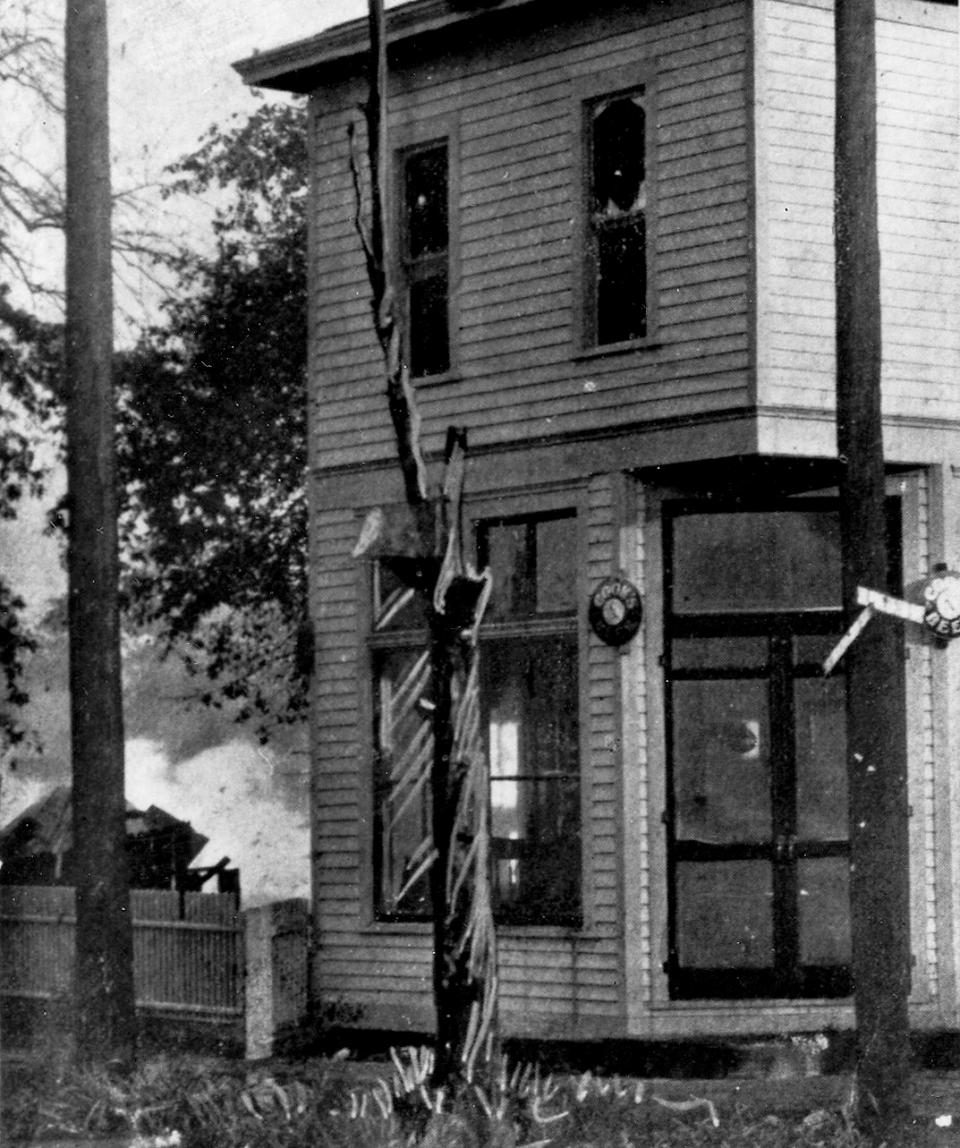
755, 0, 959, 418
308, 0, 752, 473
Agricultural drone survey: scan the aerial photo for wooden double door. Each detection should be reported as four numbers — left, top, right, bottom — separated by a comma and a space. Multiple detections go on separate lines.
663, 502, 868, 1000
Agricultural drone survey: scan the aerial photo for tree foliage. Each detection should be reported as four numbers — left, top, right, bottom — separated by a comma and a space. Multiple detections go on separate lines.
0, 2, 64, 752
0, 2, 63, 297
0, 289, 61, 750
116, 101, 310, 736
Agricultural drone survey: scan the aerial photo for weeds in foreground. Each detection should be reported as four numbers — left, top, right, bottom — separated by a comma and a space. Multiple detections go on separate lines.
2, 1046, 874, 1147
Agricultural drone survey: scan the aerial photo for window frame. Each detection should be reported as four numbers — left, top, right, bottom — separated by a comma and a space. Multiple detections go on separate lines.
476, 509, 583, 928
365, 491, 588, 933
392, 115, 461, 384
572, 64, 658, 358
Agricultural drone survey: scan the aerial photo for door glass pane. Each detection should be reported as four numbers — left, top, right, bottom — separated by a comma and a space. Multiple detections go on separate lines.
672, 510, 841, 613
793, 634, 841, 666
672, 636, 767, 671
676, 860, 773, 968
798, 858, 851, 965
673, 679, 770, 842
795, 677, 848, 840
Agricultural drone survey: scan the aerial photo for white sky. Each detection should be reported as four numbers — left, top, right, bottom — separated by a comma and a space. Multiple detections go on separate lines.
9, 0, 397, 324
108, 0, 365, 180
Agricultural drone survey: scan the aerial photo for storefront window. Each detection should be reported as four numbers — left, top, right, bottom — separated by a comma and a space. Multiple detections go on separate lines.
480, 512, 581, 926
373, 510, 581, 926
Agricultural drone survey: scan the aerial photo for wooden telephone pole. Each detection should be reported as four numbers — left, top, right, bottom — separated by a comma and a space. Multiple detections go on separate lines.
65, 0, 136, 1069
835, 0, 911, 1136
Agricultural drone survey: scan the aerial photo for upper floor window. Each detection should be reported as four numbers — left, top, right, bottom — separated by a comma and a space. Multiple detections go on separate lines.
401, 143, 449, 378
585, 90, 647, 347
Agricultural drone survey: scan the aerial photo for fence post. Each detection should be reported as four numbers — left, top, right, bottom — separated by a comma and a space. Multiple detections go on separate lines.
244, 899, 311, 1060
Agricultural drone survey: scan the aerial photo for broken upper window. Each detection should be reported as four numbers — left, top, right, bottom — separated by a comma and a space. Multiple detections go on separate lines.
401, 143, 449, 378
587, 92, 647, 347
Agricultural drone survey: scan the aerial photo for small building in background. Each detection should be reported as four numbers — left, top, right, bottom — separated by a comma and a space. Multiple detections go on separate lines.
0, 784, 239, 897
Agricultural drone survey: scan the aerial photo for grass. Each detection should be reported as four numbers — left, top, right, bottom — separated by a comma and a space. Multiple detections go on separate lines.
1, 1046, 942, 1147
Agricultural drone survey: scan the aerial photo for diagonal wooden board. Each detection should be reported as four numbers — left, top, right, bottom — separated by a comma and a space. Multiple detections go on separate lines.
822, 587, 925, 676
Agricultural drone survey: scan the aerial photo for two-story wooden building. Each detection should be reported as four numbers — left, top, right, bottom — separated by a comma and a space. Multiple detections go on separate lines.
236, 0, 960, 1042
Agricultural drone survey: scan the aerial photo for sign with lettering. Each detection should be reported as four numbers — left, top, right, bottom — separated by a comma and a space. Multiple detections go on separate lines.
589, 576, 642, 646
922, 571, 960, 639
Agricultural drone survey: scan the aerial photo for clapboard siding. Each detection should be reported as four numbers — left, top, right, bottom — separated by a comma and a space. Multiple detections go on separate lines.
310, 508, 361, 940
307, 0, 752, 472
585, 475, 622, 964
756, 0, 959, 416
308, 471, 629, 1033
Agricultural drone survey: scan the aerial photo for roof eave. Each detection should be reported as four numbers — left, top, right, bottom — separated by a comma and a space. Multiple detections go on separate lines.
233, 0, 534, 94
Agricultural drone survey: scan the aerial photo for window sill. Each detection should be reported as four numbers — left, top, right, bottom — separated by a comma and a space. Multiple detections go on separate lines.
361, 919, 592, 938
411, 367, 461, 387
573, 339, 661, 362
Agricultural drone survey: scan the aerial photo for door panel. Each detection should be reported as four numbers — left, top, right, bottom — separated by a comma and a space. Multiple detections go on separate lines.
794, 676, 847, 842
675, 860, 774, 969
672, 678, 770, 844
797, 857, 851, 966
665, 501, 853, 1000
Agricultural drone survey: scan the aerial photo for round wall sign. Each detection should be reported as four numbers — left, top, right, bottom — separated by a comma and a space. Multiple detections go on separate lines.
589, 576, 643, 646
923, 570, 960, 640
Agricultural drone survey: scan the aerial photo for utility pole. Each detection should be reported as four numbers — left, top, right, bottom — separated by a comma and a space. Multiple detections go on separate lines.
65, 0, 136, 1070
835, 0, 911, 1137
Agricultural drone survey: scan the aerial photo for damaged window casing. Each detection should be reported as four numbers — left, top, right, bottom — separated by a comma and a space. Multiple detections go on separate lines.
401, 142, 450, 378
574, 66, 656, 355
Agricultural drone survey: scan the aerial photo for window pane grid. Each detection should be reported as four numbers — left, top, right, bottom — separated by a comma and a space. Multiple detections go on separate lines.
374, 510, 581, 927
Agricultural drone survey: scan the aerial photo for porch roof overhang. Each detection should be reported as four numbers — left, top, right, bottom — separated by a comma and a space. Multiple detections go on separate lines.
233, 0, 536, 93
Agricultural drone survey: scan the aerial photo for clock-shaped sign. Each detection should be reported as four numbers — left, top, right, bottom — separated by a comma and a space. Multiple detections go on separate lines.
923, 570, 960, 639
589, 576, 643, 646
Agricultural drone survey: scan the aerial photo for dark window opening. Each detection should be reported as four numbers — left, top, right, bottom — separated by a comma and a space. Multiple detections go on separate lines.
402, 144, 449, 377
587, 93, 647, 346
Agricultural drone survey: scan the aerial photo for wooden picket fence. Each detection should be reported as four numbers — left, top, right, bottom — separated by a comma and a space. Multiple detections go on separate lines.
0, 885, 243, 1030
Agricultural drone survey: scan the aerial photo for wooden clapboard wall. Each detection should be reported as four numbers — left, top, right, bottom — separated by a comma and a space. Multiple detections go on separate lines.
754, 0, 959, 418
310, 477, 630, 1037
308, 0, 753, 475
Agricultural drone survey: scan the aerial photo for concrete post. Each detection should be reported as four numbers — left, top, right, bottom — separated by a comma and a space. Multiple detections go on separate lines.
244, 899, 310, 1060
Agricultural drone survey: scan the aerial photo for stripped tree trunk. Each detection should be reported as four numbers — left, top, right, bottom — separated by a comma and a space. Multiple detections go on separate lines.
350, 0, 498, 1089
